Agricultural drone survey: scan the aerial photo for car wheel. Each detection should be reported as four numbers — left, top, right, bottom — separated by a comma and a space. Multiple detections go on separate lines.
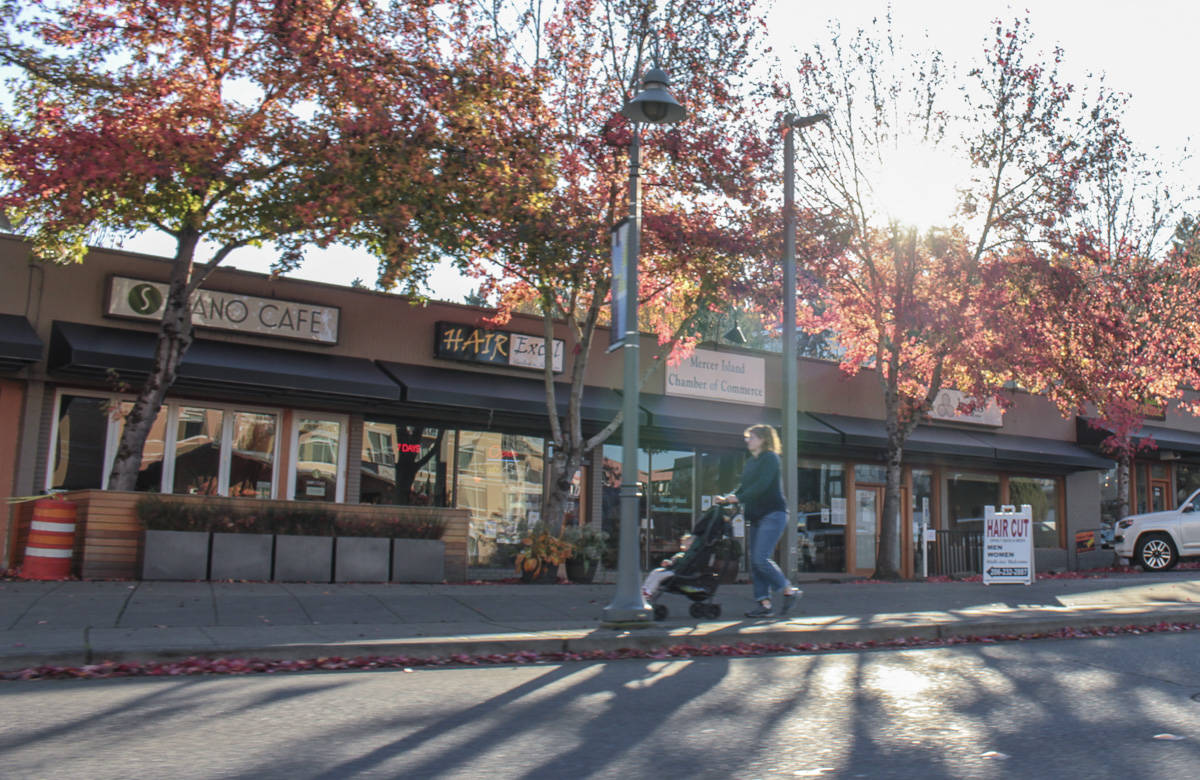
1135, 533, 1178, 572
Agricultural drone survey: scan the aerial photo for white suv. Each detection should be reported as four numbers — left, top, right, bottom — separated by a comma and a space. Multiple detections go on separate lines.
1114, 488, 1200, 571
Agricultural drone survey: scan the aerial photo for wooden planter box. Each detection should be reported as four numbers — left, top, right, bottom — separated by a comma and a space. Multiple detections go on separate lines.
209, 533, 273, 581
335, 537, 390, 582
391, 539, 445, 583
142, 530, 211, 581
274, 535, 334, 583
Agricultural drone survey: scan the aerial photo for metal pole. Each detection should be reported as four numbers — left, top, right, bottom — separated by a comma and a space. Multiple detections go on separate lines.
604, 127, 651, 624
782, 116, 799, 580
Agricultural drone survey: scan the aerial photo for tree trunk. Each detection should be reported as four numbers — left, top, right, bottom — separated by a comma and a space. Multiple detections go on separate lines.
542, 446, 580, 534
875, 419, 905, 580
107, 231, 199, 491
1116, 451, 1131, 520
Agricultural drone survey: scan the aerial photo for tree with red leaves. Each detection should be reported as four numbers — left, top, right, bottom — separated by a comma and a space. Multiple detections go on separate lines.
788, 16, 1128, 578
0, 0, 545, 490
454, 0, 783, 531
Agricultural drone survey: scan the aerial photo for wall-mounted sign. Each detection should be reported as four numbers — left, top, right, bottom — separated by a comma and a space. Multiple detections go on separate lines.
435, 321, 564, 373
928, 388, 1003, 427
665, 347, 765, 405
106, 276, 339, 345
983, 504, 1035, 585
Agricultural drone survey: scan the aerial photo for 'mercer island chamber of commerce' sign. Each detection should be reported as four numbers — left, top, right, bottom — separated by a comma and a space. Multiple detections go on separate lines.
106, 276, 340, 345
435, 321, 565, 373
666, 348, 765, 405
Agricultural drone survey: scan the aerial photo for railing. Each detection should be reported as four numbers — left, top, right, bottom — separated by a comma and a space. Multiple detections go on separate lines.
929, 528, 983, 576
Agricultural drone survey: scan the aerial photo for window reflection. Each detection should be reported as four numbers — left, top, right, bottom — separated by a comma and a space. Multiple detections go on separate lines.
230, 412, 275, 497
294, 418, 341, 501
1010, 476, 1060, 548
360, 421, 447, 506
797, 460, 845, 572
51, 395, 109, 490
457, 431, 544, 567
173, 406, 223, 495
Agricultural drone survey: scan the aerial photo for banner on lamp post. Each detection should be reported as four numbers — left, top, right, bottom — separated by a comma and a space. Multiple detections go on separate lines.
608, 218, 632, 353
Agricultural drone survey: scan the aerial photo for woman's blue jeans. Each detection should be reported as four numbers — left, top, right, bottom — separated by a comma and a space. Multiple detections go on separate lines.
748, 509, 791, 601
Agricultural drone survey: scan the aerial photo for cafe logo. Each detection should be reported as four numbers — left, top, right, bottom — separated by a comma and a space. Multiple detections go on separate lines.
127, 283, 164, 315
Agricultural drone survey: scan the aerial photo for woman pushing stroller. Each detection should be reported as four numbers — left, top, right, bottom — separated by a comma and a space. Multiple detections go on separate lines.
715, 424, 802, 618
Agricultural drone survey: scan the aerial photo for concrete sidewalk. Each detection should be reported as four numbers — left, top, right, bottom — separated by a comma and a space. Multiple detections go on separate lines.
2, 573, 1200, 670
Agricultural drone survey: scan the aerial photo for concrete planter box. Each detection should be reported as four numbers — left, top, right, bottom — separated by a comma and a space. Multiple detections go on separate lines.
335, 537, 390, 582
274, 535, 334, 583
209, 533, 273, 581
142, 530, 210, 581
391, 539, 445, 583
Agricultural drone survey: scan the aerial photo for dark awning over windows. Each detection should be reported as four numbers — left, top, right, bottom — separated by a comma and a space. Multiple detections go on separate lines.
377, 361, 645, 426
812, 412, 1111, 471
48, 321, 401, 402
0, 313, 43, 371
1077, 416, 1200, 457
638, 394, 842, 446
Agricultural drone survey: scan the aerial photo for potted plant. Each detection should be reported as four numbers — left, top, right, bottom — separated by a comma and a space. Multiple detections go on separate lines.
562, 524, 608, 584
137, 496, 212, 581
514, 525, 573, 583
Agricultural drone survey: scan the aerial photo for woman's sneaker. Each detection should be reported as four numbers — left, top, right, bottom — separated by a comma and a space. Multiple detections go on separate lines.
778, 589, 801, 616
744, 604, 773, 618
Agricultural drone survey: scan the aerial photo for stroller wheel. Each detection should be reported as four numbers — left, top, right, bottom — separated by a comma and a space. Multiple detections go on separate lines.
706, 603, 721, 619
653, 604, 668, 621
689, 602, 707, 619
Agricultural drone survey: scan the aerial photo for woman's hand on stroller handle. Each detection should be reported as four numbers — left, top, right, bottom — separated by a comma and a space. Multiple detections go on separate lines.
714, 494, 738, 505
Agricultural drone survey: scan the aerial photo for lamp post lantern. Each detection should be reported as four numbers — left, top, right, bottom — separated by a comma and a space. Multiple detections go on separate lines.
781, 112, 829, 580
603, 66, 687, 625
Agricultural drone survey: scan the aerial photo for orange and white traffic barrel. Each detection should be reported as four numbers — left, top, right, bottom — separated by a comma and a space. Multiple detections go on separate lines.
21, 498, 78, 580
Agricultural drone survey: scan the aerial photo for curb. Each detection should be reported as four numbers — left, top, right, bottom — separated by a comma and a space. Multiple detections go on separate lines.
7, 606, 1200, 673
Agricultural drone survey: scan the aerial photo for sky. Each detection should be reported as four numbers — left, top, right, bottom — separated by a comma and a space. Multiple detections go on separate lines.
107, 0, 1199, 301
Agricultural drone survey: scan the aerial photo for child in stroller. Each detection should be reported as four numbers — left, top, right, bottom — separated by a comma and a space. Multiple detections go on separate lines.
643, 503, 741, 620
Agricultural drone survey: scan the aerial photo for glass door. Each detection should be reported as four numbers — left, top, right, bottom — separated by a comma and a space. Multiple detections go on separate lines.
855, 487, 882, 573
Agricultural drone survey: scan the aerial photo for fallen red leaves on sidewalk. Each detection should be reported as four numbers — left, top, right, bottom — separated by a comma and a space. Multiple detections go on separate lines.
3, 620, 1198, 682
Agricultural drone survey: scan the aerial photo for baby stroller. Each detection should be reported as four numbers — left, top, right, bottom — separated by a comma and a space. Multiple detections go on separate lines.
648, 503, 742, 620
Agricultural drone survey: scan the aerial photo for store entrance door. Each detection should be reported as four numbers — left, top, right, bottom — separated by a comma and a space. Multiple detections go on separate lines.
853, 486, 883, 575
854, 485, 910, 576
1151, 479, 1170, 512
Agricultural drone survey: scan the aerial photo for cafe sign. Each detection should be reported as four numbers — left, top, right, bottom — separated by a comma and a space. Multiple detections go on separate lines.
435, 321, 564, 373
106, 276, 339, 345
665, 348, 765, 405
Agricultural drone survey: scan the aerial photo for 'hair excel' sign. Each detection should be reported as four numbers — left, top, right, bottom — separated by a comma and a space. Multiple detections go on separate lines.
106, 276, 340, 345
435, 321, 564, 373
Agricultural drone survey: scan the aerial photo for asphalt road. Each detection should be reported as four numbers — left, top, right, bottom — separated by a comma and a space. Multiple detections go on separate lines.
2, 632, 1199, 779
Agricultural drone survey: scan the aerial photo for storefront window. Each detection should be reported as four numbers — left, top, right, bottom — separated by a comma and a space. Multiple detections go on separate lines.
1010, 476, 1060, 548
50, 395, 109, 490
1136, 465, 1148, 514
1178, 464, 1200, 506
947, 472, 1000, 530
644, 449, 695, 567
293, 417, 343, 502
114, 401, 169, 492
854, 464, 887, 483
359, 421, 447, 506
798, 460, 846, 572
230, 412, 276, 497
457, 431, 545, 567
173, 406, 223, 495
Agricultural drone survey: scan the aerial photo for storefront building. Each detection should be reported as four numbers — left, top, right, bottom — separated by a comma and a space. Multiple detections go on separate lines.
4, 235, 1200, 579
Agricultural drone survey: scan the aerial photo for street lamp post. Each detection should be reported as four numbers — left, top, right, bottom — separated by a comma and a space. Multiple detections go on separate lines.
603, 67, 687, 625
781, 112, 829, 580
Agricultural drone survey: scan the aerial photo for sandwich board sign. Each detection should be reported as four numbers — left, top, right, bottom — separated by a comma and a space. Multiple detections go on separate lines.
983, 504, 1035, 585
